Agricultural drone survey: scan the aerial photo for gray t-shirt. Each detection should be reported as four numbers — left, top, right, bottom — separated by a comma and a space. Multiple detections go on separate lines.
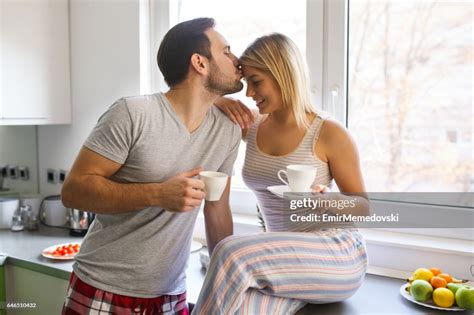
73, 93, 241, 297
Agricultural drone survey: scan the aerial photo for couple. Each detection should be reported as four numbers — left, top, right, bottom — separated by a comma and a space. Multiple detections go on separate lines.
61, 17, 368, 315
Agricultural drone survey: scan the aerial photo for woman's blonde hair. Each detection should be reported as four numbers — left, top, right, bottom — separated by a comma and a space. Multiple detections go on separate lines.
240, 33, 316, 129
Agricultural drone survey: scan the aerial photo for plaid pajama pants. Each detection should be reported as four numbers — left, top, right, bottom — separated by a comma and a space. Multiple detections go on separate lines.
62, 272, 189, 315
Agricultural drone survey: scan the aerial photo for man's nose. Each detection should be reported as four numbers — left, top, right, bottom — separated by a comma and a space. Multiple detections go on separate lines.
231, 54, 239, 67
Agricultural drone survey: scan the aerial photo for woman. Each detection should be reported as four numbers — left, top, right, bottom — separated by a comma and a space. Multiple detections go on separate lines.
192, 33, 369, 315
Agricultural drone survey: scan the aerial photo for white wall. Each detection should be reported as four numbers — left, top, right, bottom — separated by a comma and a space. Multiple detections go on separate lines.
37, 0, 142, 196
0, 126, 38, 194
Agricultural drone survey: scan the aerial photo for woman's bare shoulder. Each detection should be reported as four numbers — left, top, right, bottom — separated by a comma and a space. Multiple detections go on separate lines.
318, 117, 351, 144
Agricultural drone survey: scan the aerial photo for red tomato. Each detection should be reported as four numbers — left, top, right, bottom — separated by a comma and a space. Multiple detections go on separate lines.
49, 244, 80, 256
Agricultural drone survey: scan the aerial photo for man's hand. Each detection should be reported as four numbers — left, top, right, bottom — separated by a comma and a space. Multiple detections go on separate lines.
158, 167, 206, 212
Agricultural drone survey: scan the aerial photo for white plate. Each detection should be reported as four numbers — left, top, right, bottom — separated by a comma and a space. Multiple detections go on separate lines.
41, 242, 81, 260
190, 240, 203, 253
267, 185, 291, 199
399, 283, 466, 311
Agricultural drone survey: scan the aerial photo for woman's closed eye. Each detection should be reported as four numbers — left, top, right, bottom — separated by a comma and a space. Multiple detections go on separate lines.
251, 80, 261, 86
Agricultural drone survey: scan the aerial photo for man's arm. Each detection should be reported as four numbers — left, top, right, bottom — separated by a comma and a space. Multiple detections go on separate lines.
203, 178, 233, 255
61, 147, 205, 214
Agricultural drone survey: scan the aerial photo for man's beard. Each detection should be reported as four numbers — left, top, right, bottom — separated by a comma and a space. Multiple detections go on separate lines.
205, 62, 243, 95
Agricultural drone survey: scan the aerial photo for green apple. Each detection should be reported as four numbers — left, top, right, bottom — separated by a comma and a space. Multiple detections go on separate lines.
447, 283, 462, 295
410, 280, 433, 302
455, 286, 474, 310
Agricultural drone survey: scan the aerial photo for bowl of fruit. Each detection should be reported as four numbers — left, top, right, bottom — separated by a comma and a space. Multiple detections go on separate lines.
400, 267, 473, 311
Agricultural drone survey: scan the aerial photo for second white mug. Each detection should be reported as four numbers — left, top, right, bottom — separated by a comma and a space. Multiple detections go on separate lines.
277, 165, 317, 192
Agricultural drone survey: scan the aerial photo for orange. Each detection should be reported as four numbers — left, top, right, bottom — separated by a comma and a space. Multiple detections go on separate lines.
438, 273, 453, 283
431, 276, 448, 289
429, 267, 442, 276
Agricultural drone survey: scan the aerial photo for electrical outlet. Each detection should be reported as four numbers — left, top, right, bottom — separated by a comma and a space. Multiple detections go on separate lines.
0, 165, 7, 177
59, 170, 67, 183
47, 169, 58, 184
19, 166, 29, 180
8, 165, 18, 179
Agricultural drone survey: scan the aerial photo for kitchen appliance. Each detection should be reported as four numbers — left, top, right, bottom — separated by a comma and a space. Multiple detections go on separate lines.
20, 194, 43, 217
0, 197, 19, 229
39, 195, 95, 236
68, 208, 95, 236
40, 195, 68, 226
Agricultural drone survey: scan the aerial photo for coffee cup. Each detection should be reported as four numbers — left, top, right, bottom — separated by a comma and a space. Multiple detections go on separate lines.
277, 165, 317, 192
199, 171, 228, 201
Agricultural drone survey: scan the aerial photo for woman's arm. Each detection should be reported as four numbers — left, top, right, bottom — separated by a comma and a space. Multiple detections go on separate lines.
315, 119, 369, 216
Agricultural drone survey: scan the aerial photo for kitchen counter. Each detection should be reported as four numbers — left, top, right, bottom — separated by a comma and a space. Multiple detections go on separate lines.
0, 227, 76, 280
0, 226, 206, 304
1, 227, 471, 314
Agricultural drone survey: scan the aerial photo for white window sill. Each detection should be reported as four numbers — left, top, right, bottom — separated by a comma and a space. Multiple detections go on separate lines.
194, 213, 474, 281
358, 228, 473, 280
359, 229, 473, 256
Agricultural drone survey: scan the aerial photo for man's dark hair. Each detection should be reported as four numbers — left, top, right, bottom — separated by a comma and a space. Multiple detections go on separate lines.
157, 18, 215, 87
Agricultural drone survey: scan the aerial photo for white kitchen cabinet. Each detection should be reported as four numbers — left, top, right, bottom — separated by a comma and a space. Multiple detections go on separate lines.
0, 0, 71, 125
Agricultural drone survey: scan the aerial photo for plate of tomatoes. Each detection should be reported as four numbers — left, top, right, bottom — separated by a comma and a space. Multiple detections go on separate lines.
41, 243, 81, 260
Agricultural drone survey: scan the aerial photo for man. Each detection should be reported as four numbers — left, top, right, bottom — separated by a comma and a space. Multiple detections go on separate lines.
61, 18, 243, 314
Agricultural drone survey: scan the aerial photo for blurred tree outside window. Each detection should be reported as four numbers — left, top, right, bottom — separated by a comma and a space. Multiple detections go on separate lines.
348, 0, 473, 193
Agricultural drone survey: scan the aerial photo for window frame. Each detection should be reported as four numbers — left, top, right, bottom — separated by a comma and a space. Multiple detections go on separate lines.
343, 0, 472, 241
148, 0, 473, 244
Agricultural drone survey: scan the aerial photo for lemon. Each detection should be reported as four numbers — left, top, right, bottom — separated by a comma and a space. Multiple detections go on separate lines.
411, 268, 434, 282
433, 288, 455, 308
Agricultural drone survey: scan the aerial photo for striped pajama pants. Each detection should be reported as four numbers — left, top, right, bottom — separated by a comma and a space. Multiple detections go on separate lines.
192, 229, 368, 315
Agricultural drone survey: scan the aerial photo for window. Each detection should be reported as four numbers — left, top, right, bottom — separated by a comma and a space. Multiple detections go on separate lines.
148, 0, 472, 276
175, 0, 308, 190
348, 0, 473, 194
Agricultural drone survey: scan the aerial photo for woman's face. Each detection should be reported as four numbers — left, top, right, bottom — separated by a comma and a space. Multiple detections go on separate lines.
242, 65, 283, 115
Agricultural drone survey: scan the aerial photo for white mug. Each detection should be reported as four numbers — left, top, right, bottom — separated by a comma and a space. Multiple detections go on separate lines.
199, 171, 228, 201
277, 165, 317, 192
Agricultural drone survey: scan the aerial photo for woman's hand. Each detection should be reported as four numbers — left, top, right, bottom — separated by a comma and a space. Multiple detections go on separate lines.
309, 185, 332, 214
214, 97, 254, 129
311, 184, 331, 193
